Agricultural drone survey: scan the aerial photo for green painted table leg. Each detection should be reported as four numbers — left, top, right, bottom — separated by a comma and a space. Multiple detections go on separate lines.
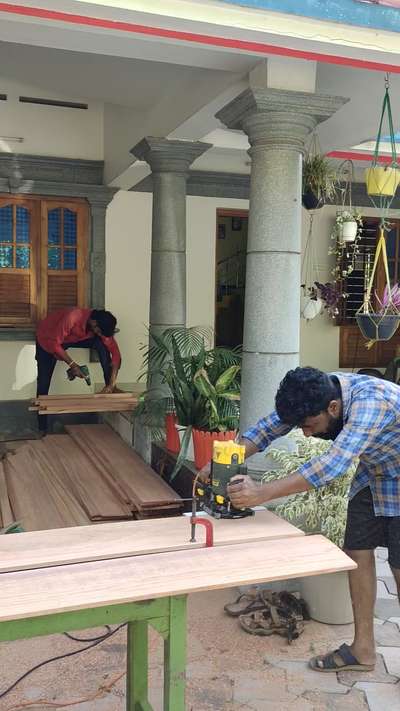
164, 595, 187, 711
127, 620, 152, 711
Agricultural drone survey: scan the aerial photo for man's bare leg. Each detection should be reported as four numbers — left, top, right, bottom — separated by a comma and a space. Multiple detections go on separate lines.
312, 548, 376, 669
345, 549, 376, 665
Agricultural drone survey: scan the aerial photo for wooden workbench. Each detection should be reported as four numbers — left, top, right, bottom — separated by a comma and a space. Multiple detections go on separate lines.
0, 512, 356, 710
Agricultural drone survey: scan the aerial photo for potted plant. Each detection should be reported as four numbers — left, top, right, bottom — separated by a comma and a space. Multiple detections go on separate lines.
335, 209, 362, 242
300, 283, 323, 321
302, 154, 337, 210
366, 165, 400, 198
313, 281, 343, 319
135, 327, 241, 475
356, 226, 400, 345
357, 282, 400, 343
262, 431, 357, 624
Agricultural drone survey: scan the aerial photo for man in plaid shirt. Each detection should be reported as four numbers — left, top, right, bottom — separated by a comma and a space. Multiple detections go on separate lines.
228, 367, 400, 673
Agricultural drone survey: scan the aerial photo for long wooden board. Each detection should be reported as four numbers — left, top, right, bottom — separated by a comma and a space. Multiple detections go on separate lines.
0, 510, 303, 573
5, 445, 90, 531
30, 393, 138, 414
0, 536, 356, 622
66, 425, 182, 509
37, 436, 133, 521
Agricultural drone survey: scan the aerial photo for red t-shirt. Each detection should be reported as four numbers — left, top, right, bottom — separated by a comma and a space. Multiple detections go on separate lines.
36, 308, 121, 367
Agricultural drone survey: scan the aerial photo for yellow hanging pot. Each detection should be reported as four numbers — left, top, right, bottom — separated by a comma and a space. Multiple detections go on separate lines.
365, 165, 400, 197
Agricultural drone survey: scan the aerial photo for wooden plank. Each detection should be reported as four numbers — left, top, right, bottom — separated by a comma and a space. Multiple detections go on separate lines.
0, 510, 303, 573
0, 536, 356, 622
66, 425, 182, 509
0, 461, 14, 528
33, 393, 137, 401
5, 445, 90, 531
36, 404, 137, 414
36, 436, 133, 521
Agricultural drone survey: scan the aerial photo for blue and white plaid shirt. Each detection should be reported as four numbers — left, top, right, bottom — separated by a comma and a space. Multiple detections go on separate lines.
243, 373, 400, 516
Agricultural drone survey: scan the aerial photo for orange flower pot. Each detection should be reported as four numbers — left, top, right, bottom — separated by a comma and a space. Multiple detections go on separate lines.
192, 428, 238, 470
165, 413, 180, 454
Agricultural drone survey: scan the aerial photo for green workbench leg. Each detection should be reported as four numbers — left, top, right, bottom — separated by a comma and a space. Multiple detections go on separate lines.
126, 620, 152, 711
164, 595, 187, 711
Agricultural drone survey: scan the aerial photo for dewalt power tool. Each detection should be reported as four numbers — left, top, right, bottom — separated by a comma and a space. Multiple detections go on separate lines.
66, 363, 91, 387
196, 440, 254, 519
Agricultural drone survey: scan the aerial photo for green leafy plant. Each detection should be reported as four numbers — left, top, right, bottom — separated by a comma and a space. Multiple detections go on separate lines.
302, 154, 338, 203
134, 327, 241, 475
261, 431, 357, 546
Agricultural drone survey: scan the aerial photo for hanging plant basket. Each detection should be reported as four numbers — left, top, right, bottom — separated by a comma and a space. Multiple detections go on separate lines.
365, 78, 400, 205
301, 295, 323, 321
341, 219, 358, 242
302, 190, 322, 211
356, 313, 400, 341
366, 166, 400, 198
356, 225, 400, 345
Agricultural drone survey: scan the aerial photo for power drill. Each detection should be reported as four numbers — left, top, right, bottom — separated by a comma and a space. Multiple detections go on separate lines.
66, 364, 91, 387
197, 440, 254, 519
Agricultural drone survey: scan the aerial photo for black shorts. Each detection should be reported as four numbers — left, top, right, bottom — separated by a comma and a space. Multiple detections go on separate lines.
344, 487, 400, 569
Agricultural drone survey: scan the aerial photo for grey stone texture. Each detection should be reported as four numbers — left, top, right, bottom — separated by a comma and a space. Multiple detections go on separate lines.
216, 88, 348, 430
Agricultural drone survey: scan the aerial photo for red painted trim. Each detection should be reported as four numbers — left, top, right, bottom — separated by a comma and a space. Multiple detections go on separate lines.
0, 2, 399, 74
328, 150, 399, 164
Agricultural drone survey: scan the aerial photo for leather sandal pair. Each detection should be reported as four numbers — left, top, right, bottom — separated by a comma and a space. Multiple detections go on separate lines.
224, 589, 309, 644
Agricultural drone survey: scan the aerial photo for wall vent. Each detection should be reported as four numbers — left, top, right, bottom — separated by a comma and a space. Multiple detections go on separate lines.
19, 96, 88, 110
0, 94, 7, 101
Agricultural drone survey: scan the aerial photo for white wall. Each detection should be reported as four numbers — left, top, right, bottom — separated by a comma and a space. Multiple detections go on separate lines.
0, 78, 103, 159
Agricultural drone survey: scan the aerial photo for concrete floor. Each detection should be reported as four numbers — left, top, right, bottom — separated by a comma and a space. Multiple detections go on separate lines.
1, 550, 399, 711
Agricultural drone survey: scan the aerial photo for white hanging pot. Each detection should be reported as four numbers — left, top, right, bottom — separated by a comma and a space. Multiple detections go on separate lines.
301, 297, 323, 321
341, 219, 358, 242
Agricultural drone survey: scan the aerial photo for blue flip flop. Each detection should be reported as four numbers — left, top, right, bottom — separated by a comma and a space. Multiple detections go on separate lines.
309, 643, 375, 673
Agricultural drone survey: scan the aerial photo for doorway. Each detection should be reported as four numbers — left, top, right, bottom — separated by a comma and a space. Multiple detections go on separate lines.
215, 209, 248, 348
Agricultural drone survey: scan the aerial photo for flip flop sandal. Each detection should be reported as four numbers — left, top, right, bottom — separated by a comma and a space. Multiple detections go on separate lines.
309, 643, 375, 673
223, 591, 266, 617
239, 606, 304, 644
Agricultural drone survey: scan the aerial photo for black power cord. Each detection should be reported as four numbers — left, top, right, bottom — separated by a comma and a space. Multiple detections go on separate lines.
0, 623, 126, 701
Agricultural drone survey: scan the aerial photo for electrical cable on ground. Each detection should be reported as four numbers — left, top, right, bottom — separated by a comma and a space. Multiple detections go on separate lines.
4, 670, 126, 711
0, 623, 127, 703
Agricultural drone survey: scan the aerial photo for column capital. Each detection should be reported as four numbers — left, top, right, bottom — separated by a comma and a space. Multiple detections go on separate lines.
216, 88, 349, 152
130, 137, 212, 174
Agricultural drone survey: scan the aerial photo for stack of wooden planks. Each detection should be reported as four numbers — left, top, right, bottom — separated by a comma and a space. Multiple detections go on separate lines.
0, 424, 182, 531
30, 392, 139, 415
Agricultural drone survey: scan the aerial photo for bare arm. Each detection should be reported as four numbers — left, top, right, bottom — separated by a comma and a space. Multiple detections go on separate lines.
227, 473, 312, 509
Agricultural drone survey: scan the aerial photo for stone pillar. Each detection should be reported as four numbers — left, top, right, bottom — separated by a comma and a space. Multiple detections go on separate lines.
131, 138, 211, 344
216, 89, 348, 430
88, 200, 108, 309
130, 138, 210, 461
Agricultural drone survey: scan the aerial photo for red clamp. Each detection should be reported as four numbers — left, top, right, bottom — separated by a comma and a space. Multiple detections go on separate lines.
190, 516, 214, 547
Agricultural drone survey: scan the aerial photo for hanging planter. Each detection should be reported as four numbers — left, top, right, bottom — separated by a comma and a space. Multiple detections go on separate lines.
365, 76, 400, 206
302, 134, 338, 211
356, 227, 400, 346
366, 166, 400, 197
357, 76, 400, 346
356, 313, 400, 341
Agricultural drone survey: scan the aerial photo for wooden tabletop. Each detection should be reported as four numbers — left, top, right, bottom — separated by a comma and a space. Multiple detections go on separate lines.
0, 510, 303, 573
0, 536, 356, 622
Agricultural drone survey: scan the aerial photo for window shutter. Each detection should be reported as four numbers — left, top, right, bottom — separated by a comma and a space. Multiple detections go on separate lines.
0, 197, 39, 325
40, 200, 88, 318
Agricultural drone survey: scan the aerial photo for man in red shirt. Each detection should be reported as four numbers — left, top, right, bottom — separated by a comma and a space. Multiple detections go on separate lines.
36, 307, 121, 430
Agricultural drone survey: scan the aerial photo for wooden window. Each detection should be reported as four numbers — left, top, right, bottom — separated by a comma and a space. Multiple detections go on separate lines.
339, 217, 400, 368
0, 195, 88, 327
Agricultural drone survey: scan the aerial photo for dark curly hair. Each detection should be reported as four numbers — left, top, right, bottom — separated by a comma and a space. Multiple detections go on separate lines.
91, 309, 117, 337
275, 367, 337, 426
